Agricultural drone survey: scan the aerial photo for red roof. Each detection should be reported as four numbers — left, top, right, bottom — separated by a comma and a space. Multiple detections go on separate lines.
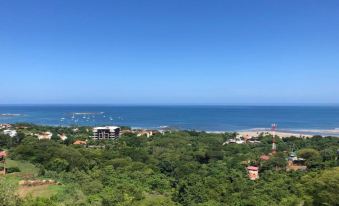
247, 166, 259, 171
73, 140, 87, 145
260, 155, 270, 161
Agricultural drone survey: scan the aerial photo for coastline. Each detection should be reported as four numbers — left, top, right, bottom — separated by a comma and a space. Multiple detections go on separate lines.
207, 128, 339, 137
2, 121, 339, 137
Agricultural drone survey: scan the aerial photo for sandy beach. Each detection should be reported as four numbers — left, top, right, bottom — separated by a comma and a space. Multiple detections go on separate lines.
207, 128, 339, 138
238, 129, 339, 138
237, 130, 312, 138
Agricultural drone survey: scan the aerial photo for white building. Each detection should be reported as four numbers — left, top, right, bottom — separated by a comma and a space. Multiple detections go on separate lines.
3, 129, 17, 137
92, 126, 121, 139
223, 137, 245, 145
58, 133, 68, 141
36, 132, 53, 140
136, 130, 153, 138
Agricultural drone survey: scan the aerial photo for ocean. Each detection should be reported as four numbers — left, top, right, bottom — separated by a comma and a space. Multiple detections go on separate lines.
1, 105, 339, 133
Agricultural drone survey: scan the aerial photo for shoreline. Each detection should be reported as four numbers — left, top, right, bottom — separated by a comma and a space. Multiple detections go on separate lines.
2, 121, 339, 137
206, 128, 339, 137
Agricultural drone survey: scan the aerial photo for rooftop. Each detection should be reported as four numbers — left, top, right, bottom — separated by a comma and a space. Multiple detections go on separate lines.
93, 126, 120, 130
247, 166, 259, 171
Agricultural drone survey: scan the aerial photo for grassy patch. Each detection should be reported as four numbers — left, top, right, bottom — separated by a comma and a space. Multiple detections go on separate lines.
18, 184, 64, 198
3, 159, 64, 199
5, 159, 39, 178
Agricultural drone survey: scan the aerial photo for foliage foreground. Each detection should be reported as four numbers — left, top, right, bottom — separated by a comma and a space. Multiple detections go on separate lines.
0, 124, 338, 206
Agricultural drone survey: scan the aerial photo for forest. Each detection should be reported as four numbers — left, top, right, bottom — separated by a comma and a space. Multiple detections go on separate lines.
0, 123, 338, 206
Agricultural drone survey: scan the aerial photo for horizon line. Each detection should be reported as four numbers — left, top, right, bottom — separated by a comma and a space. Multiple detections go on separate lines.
1, 103, 339, 107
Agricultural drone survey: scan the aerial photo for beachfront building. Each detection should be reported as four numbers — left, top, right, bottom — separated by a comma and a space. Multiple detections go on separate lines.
92, 126, 121, 140
36, 132, 53, 140
247, 166, 259, 180
3, 129, 17, 137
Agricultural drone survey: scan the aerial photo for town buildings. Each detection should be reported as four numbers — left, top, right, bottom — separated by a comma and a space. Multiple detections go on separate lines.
92, 126, 121, 140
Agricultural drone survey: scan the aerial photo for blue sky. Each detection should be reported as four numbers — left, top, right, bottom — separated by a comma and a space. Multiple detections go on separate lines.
0, 0, 338, 105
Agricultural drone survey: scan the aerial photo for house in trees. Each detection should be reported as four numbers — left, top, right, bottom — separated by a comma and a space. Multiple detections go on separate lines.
36, 132, 53, 140
223, 137, 245, 145
286, 152, 307, 171
247, 166, 259, 180
92, 126, 121, 140
58, 133, 68, 141
135, 129, 154, 137
73, 140, 87, 145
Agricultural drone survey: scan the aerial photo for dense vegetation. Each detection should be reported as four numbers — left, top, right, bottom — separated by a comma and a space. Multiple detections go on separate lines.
0, 123, 338, 206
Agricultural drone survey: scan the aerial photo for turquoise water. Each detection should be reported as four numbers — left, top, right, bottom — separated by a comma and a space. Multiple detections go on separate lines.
0, 105, 339, 131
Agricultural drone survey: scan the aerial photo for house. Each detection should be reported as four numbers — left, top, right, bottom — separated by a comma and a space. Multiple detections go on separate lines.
286, 152, 307, 171
73, 140, 87, 145
3, 130, 17, 137
247, 136, 261, 144
0, 124, 12, 129
136, 130, 154, 138
36, 132, 53, 140
247, 166, 259, 180
92, 126, 121, 140
58, 133, 68, 141
223, 137, 245, 145
242, 134, 253, 141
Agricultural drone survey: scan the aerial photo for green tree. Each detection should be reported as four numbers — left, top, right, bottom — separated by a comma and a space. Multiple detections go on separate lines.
299, 167, 339, 205
298, 148, 322, 168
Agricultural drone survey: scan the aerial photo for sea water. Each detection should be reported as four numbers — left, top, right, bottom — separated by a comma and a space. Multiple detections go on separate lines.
1, 105, 339, 132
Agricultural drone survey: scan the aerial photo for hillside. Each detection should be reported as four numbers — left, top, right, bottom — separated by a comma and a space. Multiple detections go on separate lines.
0, 124, 338, 205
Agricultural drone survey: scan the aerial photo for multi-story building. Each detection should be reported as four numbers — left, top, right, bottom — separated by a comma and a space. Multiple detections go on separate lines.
92, 126, 121, 140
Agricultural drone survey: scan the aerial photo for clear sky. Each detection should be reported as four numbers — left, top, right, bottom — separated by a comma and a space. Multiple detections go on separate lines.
0, 0, 338, 105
